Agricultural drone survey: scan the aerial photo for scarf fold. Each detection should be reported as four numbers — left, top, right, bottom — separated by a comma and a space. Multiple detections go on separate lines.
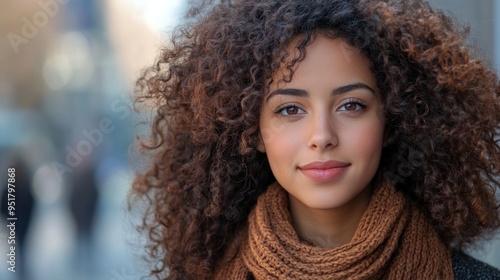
214, 181, 453, 279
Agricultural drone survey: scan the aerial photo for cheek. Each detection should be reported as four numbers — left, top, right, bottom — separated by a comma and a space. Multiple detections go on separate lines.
264, 127, 300, 156
260, 118, 302, 168
260, 117, 287, 145
343, 123, 384, 159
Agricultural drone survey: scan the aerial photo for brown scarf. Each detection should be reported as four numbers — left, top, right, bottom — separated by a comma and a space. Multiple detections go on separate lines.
214, 181, 453, 279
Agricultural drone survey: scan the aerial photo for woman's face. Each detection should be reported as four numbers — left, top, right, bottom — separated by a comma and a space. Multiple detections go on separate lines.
258, 36, 385, 211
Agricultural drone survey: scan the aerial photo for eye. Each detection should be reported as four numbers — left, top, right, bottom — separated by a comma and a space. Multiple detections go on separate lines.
275, 105, 305, 116
338, 99, 367, 112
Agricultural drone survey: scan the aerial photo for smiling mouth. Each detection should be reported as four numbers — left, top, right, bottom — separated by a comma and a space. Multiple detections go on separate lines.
299, 161, 350, 182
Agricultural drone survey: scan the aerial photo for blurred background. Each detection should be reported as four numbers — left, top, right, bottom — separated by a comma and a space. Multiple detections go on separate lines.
0, 1, 498, 279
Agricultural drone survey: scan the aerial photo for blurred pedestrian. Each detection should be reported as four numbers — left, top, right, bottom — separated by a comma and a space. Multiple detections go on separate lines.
67, 157, 99, 275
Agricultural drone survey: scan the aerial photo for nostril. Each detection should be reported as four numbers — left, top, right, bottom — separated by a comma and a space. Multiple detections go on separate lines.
308, 119, 338, 150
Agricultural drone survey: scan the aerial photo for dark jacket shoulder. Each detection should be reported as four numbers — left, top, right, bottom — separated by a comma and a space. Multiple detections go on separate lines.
452, 250, 500, 280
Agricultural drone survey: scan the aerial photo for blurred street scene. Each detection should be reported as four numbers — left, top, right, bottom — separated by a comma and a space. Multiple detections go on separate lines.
0, 0, 185, 279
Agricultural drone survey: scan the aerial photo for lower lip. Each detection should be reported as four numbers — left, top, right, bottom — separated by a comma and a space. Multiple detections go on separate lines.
300, 167, 348, 183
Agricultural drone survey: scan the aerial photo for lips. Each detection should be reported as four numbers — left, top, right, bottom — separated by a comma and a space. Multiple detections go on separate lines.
299, 160, 350, 183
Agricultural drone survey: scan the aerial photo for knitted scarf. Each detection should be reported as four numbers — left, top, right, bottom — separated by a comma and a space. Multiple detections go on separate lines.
214, 181, 453, 279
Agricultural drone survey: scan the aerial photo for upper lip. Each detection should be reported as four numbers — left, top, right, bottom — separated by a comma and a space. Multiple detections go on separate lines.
299, 160, 350, 170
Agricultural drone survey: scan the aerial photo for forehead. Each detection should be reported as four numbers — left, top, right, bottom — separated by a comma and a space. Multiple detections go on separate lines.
270, 35, 376, 92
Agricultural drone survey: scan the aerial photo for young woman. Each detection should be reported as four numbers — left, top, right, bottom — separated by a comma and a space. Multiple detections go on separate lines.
131, 0, 500, 279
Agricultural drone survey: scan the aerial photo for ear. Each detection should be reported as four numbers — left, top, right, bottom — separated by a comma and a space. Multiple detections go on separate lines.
257, 132, 266, 153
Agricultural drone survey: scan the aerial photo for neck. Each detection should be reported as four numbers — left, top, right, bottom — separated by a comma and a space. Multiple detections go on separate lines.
288, 186, 372, 248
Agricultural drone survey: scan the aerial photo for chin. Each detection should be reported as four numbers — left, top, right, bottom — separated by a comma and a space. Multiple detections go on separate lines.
302, 195, 350, 210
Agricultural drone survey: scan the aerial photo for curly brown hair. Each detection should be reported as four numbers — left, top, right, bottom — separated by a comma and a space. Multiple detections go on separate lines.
131, 0, 500, 279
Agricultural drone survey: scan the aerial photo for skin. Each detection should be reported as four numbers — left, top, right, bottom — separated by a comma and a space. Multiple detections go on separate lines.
258, 36, 385, 248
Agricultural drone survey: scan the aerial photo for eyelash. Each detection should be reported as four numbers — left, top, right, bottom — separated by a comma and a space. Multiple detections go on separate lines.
338, 99, 368, 113
273, 99, 368, 117
273, 103, 305, 117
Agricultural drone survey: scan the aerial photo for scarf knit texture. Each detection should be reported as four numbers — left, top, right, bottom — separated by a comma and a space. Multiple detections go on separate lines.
214, 181, 453, 279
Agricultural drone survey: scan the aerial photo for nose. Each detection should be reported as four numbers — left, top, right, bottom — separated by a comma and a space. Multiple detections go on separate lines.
307, 112, 338, 150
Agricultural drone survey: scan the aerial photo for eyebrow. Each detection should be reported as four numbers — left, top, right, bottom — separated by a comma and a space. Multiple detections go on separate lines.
265, 82, 376, 103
